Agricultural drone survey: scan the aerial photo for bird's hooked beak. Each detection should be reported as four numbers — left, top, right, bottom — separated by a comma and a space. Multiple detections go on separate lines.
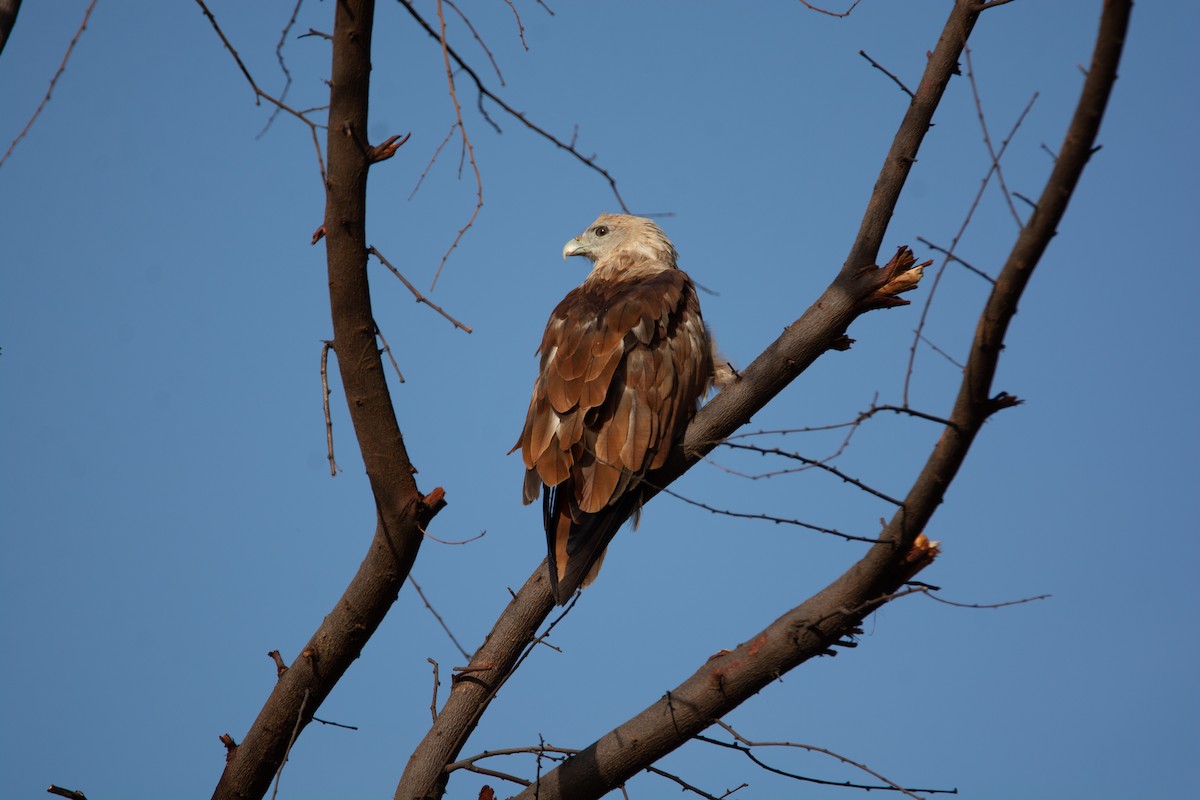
562, 237, 587, 262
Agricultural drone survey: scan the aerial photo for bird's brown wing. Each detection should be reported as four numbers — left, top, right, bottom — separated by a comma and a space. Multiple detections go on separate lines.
515, 266, 712, 603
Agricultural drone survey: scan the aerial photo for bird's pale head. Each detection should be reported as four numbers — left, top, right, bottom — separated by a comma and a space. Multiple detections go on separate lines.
562, 214, 678, 269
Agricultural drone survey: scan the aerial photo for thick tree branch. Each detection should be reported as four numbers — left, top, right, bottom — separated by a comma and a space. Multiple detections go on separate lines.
509, 2, 1130, 797
0, 0, 21, 57
395, 4, 986, 799
212, 2, 442, 797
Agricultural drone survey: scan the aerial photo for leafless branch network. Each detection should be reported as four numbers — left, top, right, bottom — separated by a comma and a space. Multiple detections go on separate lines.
697, 719, 958, 798
193, 0, 328, 180
398, 0, 630, 213
904, 87, 1038, 403
965, 45, 1024, 227
256, 0, 305, 139
444, 0, 506, 83
719, 441, 905, 506
425, 0, 486, 289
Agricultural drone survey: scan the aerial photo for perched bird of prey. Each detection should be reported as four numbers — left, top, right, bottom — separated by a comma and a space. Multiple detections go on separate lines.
515, 214, 725, 604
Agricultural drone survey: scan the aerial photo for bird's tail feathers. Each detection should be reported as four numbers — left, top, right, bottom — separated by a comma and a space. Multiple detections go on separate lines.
544, 483, 641, 605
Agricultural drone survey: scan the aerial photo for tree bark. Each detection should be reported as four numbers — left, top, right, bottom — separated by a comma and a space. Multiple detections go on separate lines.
212, 2, 441, 798
509, 1, 1131, 797
394, 1, 1131, 797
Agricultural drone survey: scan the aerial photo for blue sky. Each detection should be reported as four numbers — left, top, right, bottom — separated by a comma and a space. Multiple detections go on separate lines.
2, 1, 1197, 798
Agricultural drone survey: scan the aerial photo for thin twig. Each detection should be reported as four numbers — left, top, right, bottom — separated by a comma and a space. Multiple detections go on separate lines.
320, 342, 338, 475
859, 50, 914, 98
192, 0, 327, 181
269, 688, 310, 800
368, 246, 474, 332
719, 442, 905, 506
311, 715, 358, 730
398, 0, 629, 212
444, 0, 506, 84
499, 0, 529, 50
703, 719, 958, 798
409, 575, 472, 660
257, 0, 305, 139
916, 236, 995, 283
643, 765, 735, 799
409, 123, 459, 200
917, 332, 965, 369
798, 0, 863, 18
903, 90, 1038, 404
1, 0, 99, 170
428, 658, 441, 722
429, 0, 484, 289
419, 524, 486, 546
660, 486, 881, 543
373, 320, 407, 383
926, 591, 1050, 609
965, 45, 1022, 227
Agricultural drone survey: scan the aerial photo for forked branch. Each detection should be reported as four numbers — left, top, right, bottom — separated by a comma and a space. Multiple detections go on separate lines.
210, 2, 444, 797
393, 1, 1130, 798
504, 2, 1129, 797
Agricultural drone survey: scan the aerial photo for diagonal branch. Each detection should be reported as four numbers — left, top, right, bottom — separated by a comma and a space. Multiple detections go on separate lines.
395, 3, 985, 798
506, 2, 1130, 797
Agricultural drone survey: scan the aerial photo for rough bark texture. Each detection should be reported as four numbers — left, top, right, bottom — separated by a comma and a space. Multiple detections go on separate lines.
393, 1, 1131, 798
211, 2, 439, 798
508, 2, 1131, 797
394, 3, 979, 798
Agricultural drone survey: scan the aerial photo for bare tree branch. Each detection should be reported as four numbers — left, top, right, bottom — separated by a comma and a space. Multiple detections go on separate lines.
256, 0, 305, 139
904, 89, 1038, 402
210, 3, 447, 797
859, 49, 915, 98
397, 4, 987, 797
501, 1, 1130, 796
1, 0, 97, 170
368, 246, 474, 332
320, 341, 339, 475
397, 0, 630, 213
699, 720, 957, 797
798, 0, 863, 18
964, 45, 1023, 227
47, 787, 87, 800
410, 575, 473, 660
193, 0, 328, 181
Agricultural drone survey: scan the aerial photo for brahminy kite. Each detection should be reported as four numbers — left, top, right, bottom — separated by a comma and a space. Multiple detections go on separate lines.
515, 214, 727, 604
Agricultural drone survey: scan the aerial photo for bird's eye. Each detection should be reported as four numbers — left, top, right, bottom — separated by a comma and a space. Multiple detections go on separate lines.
593, 225, 609, 237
